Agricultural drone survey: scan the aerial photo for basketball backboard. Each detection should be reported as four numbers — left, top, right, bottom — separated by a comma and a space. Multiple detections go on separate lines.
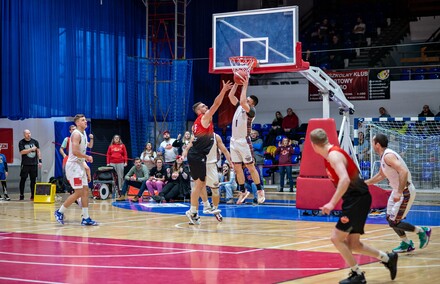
209, 6, 309, 74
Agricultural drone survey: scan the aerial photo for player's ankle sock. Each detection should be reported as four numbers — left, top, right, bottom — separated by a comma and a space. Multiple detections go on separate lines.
82, 208, 89, 219
190, 206, 197, 214
256, 183, 262, 191
239, 184, 245, 192
350, 265, 361, 275
379, 251, 389, 262
59, 205, 67, 214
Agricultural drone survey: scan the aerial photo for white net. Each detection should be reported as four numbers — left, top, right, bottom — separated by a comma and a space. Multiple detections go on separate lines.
229, 56, 257, 76
356, 117, 440, 191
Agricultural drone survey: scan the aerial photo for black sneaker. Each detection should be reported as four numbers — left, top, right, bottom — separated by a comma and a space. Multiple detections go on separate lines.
4, 194, 10, 201
382, 252, 398, 280
19, 195, 24, 201
339, 271, 366, 284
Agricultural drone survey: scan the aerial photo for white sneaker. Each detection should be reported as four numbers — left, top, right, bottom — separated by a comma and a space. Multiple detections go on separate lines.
185, 210, 201, 225
236, 191, 250, 205
257, 190, 265, 204
203, 207, 221, 214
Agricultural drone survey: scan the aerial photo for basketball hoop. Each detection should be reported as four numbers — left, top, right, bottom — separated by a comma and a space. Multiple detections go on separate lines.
229, 56, 258, 76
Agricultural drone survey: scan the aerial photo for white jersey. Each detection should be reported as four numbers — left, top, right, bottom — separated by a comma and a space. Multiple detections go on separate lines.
206, 134, 218, 164
67, 129, 87, 164
231, 104, 255, 139
381, 148, 412, 190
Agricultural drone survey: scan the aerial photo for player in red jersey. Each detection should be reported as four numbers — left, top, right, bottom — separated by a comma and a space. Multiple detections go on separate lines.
310, 128, 398, 284
183, 80, 233, 225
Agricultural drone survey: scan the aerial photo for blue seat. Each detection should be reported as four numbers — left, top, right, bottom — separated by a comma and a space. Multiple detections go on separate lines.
261, 123, 271, 136
291, 155, 300, 164
275, 135, 285, 144
252, 123, 262, 132
262, 159, 273, 177
400, 68, 411, 80
412, 68, 425, 80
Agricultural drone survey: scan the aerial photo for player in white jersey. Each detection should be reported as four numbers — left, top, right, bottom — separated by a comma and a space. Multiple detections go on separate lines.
205, 133, 232, 222
54, 114, 98, 226
228, 76, 265, 205
366, 133, 431, 253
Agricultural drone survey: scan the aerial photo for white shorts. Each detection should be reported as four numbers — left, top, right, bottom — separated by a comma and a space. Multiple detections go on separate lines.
206, 163, 219, 188
387, 183, 416, 222
230, 137, 254, 164
65, 161, 88, 190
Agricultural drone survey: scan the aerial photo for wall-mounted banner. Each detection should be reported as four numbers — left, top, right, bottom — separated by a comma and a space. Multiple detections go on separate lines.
308, 69, 390, 101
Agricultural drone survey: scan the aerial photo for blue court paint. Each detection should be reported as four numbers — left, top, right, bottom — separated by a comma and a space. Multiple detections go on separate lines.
112, 201, 440, 227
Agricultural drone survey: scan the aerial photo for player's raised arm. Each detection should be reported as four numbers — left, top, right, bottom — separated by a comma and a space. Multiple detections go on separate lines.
239, 76, 251, 113
202, 80, 233, 127
228, 83, 239, 105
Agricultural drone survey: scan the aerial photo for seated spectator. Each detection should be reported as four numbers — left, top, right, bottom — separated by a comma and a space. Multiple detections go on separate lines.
357, 131, 370, 161
379, 107, 391, 117
140, 142, 157, 171
275, 137, 295, 192
251, 130, 264, 164
145, 158, 167, 198
219, 163, 236, 204
352, 16, 366, 47
243, 164, 263, 205
156, 155, 190, 203
418, 105, 435, 117
328, 35, 344, 69
116, 157, 149, 202
282, 108, 299, 140
265, 111, 283, 146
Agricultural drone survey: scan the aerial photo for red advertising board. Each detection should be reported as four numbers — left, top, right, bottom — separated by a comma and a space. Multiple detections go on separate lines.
0, 128, 14, 163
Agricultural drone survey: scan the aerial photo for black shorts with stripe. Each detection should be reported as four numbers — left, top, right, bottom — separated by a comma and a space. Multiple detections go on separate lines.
336, 191, 372, 234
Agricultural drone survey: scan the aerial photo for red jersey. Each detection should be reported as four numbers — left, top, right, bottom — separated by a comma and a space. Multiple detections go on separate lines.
190, 114, 214, 155
324, 145, 368, 197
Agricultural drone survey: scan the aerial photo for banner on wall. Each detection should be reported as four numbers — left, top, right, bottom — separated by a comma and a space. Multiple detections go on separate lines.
308, 69, 390, 101
0, 128, 14, 163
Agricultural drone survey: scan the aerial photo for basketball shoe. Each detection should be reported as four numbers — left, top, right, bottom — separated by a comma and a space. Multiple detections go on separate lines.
215, 213, 223, 222
54, 209, 65, 225
186, 210, 201, 225
418, 227, 432, 249
81, 217, 98, 226
382, 252, 398, 280
257, 189, 265, 204
392, 240, 415, 253
339, 271, 366, 284
236, 190, 250, 204
203, 206, 221, 214
3, 194, 10, 201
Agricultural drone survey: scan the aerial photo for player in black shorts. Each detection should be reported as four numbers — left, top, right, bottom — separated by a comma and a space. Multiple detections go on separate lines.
310, 128, 398, 284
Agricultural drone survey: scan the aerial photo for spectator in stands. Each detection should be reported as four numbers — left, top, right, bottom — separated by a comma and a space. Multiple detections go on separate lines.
140, 142, 157, 171
357, 131, 370, 161
304, 49, 319, 66
329, 35, 345, 69
157, 155, 190, 203
275, 137, 295, 192
418, 105, 434, 117
352, 16, 366, 47
145, 157, 167, 197
318, 18, 330, 43
282, 108, 299, 140
159, 130, 178, 166
379, 107, 391, 117
243, 164, 264, 205
116, 157, 149, 202
219, 162, 236, 204
251, 130, 264, 165
265, 111, 283, 146
172, 131, 191, 157
106, 134, 128, 190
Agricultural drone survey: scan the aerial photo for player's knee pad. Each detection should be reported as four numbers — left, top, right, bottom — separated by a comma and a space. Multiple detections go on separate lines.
211, 188, 219, 197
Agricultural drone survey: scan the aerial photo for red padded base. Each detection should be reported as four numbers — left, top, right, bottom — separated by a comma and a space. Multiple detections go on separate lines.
296, 177, 391, 211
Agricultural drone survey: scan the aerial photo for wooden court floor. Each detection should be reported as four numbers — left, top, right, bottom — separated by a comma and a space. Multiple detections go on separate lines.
0, 193, 439, 283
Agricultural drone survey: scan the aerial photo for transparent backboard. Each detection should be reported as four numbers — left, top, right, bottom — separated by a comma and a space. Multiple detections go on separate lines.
211, 6, 299, 73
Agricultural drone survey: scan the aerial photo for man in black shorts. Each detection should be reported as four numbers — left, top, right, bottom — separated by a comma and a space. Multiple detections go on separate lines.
183, 80, 233, 225
310, 128, 398, 284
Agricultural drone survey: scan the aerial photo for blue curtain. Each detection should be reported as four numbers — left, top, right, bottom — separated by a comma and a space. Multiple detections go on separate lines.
1, 0, 145, 120
127, 58, 192, 158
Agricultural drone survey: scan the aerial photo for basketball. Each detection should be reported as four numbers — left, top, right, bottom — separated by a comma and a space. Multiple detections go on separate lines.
234, 70, 248, 85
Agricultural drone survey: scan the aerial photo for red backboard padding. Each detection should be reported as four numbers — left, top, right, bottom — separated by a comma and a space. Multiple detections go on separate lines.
299, 118, 339, 177
296, 177, 391, 210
